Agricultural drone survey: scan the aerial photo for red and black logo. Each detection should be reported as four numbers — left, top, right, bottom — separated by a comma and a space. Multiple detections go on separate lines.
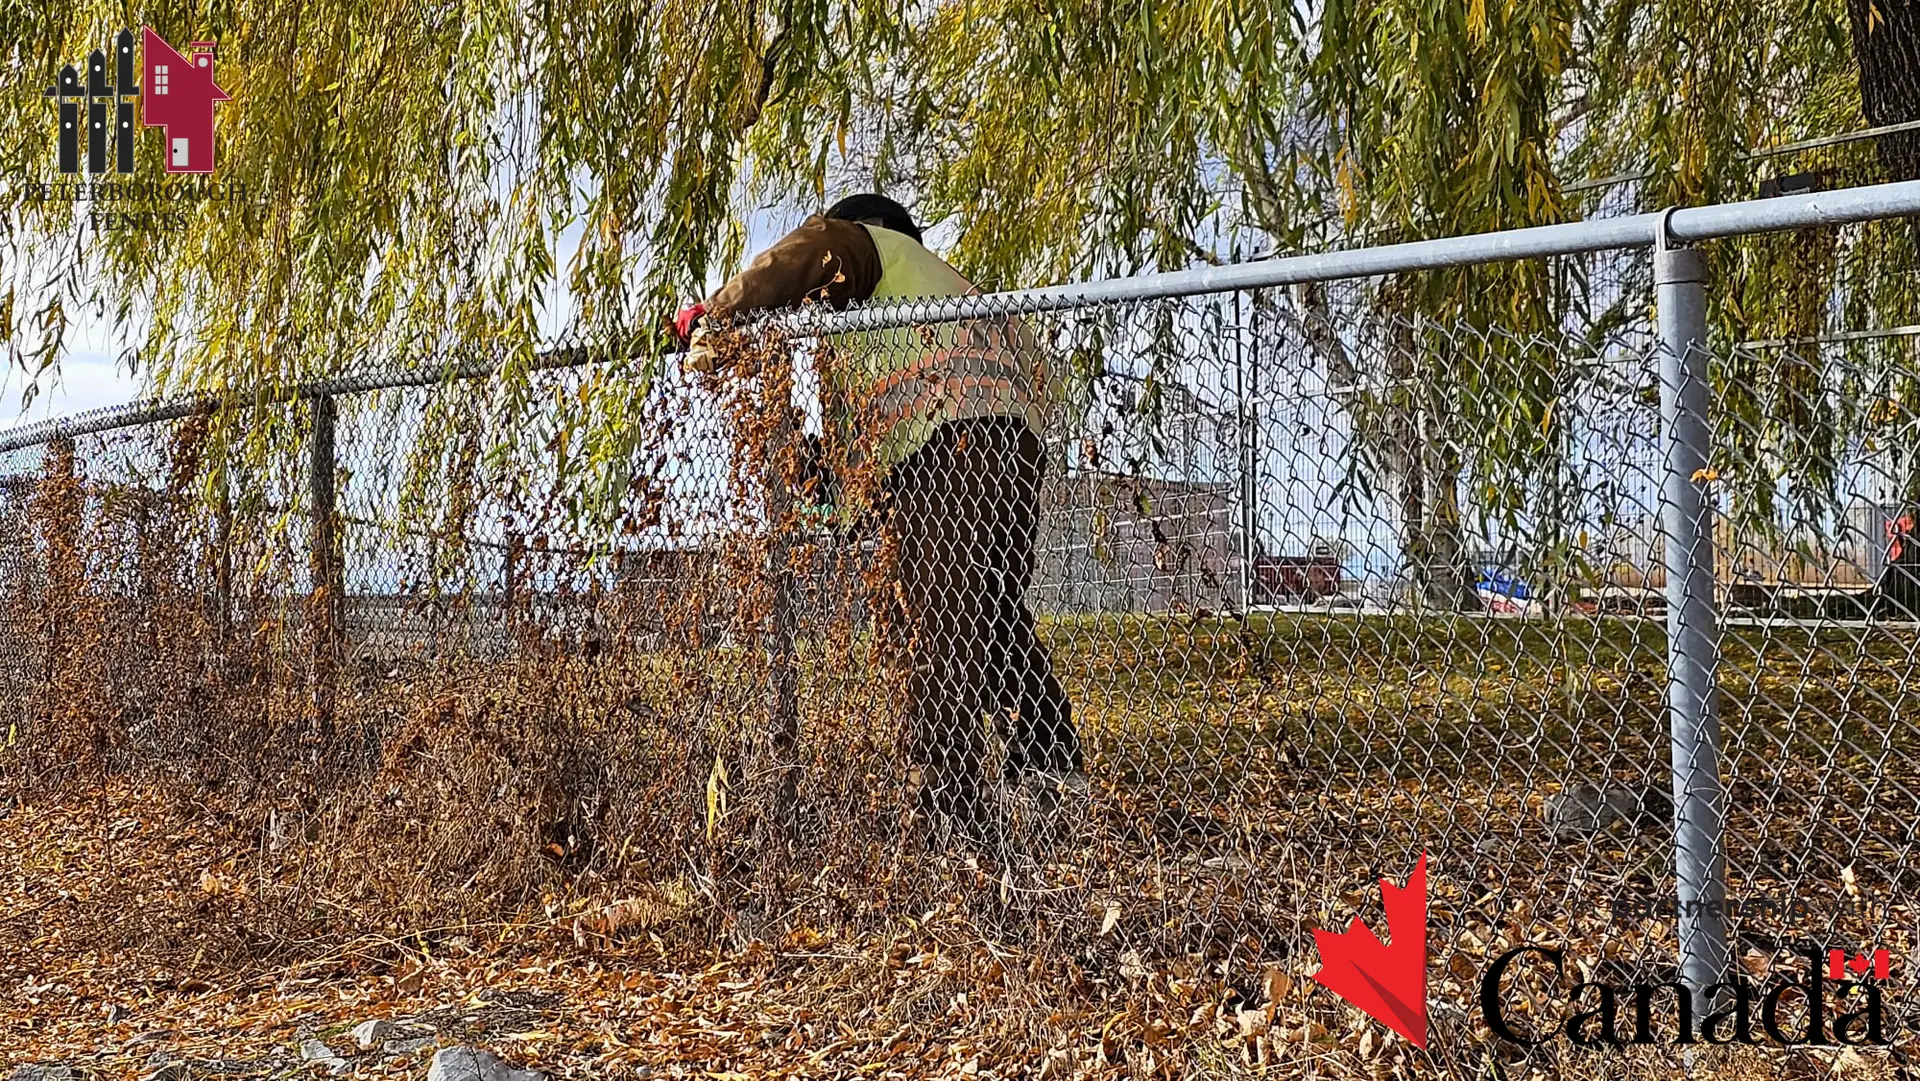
44, 28, 229, 175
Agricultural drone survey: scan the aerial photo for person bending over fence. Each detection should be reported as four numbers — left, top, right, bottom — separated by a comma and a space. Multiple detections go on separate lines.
673, 193, 1083, 842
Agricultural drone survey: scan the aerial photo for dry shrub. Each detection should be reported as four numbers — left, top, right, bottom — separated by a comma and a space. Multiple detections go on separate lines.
0, 329, 938, 955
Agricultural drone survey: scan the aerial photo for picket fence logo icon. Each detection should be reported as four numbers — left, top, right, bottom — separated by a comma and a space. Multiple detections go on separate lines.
1312, 852, 1430, 1048
44, 27, 229, 175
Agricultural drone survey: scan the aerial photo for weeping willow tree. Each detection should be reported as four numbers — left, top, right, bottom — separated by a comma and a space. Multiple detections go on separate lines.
858, 0, 1575, 606
1, 0, 1908, 571
1574, 0, 1920, 546
0, 0, 915, 525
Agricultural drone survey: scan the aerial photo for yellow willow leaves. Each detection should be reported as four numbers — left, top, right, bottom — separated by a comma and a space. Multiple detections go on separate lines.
706, 753, 730, 843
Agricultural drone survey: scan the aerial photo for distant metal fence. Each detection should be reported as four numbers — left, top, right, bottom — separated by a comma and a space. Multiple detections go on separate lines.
5, 181, 1920, 1065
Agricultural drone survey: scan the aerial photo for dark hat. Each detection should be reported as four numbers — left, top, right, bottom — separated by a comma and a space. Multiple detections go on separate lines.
824, 193, 922, 244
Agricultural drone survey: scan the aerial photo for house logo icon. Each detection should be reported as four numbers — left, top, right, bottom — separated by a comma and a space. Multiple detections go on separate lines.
43, 27, 229, 175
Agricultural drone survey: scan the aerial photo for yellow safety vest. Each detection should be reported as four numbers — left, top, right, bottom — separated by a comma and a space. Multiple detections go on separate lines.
824, 225, 1053, 483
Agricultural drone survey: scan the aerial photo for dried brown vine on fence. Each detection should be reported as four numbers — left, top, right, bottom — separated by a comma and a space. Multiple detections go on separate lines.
0, 315, 981, 958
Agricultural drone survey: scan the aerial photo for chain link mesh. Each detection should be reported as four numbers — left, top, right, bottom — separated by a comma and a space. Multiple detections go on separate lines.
1, 209, 1917, 1071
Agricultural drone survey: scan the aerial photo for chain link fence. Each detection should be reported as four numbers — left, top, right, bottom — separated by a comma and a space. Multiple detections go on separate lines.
3, 182, 1920, 1070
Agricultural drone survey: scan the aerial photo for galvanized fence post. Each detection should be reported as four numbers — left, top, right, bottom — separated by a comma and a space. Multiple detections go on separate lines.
1654, 229, 1732, 1004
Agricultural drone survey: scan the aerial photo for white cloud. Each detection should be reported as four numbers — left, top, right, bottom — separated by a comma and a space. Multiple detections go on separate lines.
0, 350, 142, 431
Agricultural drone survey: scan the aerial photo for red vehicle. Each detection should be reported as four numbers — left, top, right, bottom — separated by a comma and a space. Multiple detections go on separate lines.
1878, 512, 1920, 618
1253, 552, 1341, 603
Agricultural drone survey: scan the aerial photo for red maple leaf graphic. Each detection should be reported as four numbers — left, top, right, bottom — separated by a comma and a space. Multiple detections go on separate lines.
1311, 852, 1429, 1048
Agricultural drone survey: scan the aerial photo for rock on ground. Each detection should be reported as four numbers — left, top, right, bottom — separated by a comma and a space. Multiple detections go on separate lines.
426, 1047, 547, 1081
1544, 782, 1671, 838
351, 1019, 396, 1050
299, 1038, 341, 1062
298, 1037, 350, 1075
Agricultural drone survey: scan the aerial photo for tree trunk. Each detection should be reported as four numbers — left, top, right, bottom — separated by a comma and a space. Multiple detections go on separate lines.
1418, 397, 1483, 611
1385, 314, 1482, 611
1849, 0, 1920, 612
308, 396, 341, 739
1246, 179, 1481, 611
1384, 318, 1427, 601
1848, 0, 1920, 179
759, 403, 801, 863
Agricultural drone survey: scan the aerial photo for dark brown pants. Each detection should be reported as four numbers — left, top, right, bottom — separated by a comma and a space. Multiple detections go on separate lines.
880, 416, 1081, 829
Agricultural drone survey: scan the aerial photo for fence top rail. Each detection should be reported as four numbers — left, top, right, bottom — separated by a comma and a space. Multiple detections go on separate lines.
0, 342, 614, 455
1740, 118, 1920, 161
3, 179, 1918, 455
797, 179, 1920, 331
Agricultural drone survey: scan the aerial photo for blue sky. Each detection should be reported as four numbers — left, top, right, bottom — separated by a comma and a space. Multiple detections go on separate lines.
0, 312, 135, 423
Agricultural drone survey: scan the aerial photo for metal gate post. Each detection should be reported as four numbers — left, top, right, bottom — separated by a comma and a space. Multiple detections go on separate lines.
1654, 227, 1731, 1005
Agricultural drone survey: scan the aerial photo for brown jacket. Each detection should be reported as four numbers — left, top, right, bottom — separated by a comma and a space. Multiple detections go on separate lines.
705, 215, 886, 321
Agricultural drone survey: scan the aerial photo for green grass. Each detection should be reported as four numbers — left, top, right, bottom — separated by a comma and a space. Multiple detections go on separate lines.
1020, 611, 1920, 897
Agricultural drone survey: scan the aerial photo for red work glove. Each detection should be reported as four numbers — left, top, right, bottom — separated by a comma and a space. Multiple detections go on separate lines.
673, 302, 722, 373
672, 302, 707, 344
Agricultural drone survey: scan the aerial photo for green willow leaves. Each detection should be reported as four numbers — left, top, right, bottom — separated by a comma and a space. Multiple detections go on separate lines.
1, 0, 1910, 549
